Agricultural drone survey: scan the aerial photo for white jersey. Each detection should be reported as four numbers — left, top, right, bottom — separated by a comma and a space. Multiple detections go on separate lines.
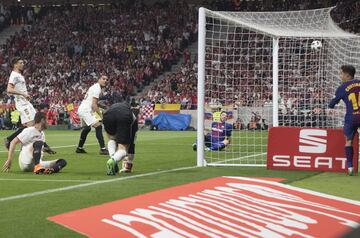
17, 126, 51, 171
8, 71, 29, 106
78, 83, 101, 112
17, 126, 45, 147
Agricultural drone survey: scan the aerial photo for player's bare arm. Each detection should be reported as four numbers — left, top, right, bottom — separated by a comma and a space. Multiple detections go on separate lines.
2, 137, 21, 172
7, 83, 30, 99
91, 97, 101, 117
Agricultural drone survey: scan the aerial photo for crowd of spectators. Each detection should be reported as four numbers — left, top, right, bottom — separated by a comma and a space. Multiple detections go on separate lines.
0, 1, 197, 125
0, 3, 11, 32
201, 35, 341, 127
0, 2, 46, 32
0, 0, 359, 127
199, 0, 360, 128
331, 0, 360, 34
140, 0, 359, 105
202, 0, 334, 12
139, 60, 198, 110
118, 0, 360, 130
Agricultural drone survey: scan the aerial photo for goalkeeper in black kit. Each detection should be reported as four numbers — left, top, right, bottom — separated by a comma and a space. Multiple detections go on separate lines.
103, 100, 138, 175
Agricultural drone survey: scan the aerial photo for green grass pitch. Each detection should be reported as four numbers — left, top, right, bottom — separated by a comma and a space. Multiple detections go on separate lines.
0, 130, 359, 237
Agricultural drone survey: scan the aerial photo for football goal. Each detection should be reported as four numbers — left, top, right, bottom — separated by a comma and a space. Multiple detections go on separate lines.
197, 7, 360, 167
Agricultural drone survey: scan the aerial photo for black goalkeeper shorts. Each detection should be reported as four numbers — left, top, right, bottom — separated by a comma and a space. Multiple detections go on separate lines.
103, 109, 137, 145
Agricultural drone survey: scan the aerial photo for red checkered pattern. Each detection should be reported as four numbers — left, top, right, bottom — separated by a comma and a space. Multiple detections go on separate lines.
138, 104, 154, 124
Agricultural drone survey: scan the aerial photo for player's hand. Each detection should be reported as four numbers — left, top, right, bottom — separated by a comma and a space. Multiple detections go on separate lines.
2, 159, 12, 172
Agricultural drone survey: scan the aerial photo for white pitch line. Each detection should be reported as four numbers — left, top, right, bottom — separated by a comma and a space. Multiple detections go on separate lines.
207, 152, 267, 166
0, 143, 98, 153
0, 141, 192, 154
0, 166, 198, 202
0, 134, 196, 153
0, 178, 94, 183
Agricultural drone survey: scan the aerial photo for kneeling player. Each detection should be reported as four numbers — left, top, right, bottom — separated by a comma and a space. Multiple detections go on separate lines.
2, 112, 67, 174
103, 102, 138, 175
193, 111, 232, 151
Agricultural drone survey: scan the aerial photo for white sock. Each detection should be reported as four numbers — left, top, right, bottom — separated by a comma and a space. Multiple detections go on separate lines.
107, 140, 117, 157
112, 149, 127, 163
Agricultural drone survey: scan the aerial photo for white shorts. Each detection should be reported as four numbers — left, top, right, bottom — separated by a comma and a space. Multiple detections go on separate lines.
16, 103, 36, 124
18, 143, 55, 172
78, 108, 101, 127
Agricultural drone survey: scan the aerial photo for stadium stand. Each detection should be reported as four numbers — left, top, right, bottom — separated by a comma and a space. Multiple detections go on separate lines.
0, 3, 10, 33
139, 0, 360, 129
141, 61, 197, 109
0, 0, 359, 127
0, 1, 197, 125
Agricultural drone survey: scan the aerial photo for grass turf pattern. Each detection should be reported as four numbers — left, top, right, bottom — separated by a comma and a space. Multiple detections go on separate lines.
0, 130, 359, 237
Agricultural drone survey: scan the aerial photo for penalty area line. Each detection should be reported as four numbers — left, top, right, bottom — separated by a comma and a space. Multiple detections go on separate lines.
0, 166, 198, 203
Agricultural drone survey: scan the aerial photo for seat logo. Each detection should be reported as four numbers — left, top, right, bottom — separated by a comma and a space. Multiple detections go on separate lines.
299, 129, 327, 153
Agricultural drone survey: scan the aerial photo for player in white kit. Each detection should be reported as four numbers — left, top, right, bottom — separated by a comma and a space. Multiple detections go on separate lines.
76, 75, 109, 155
2, 112, 67, 174
4, 57, 56, 154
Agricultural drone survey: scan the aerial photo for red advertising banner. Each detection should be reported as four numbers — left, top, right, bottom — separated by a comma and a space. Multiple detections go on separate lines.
48, 177, 360, 238
267, 127, 358, 173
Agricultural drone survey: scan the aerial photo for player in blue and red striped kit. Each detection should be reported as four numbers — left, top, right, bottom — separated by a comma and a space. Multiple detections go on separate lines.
329, 65, 359, 176
193, 111, 233, 151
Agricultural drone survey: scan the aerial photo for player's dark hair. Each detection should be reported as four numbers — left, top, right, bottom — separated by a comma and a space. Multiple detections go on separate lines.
12, 57, 22, 66
34, 112, 46, 123
98, 72, 107, 79
341, 65, 356, 78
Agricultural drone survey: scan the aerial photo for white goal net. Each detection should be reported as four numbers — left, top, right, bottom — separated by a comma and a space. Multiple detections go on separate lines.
197, 7, 360, 167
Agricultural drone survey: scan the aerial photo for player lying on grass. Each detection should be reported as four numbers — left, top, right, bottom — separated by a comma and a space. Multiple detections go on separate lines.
329, 65, 359, 176
103, 100, 138, 175
193, 111, 232, 151
2, 112, 67, 174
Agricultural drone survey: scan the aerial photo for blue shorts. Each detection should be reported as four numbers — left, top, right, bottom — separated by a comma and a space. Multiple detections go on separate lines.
204, 134, 226, 151
343, 122, 360, 140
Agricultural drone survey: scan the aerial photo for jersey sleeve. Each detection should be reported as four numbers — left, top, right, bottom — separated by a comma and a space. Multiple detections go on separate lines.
17, 128, 32, 144
8, 73, 17, 85
92, 84, 101, 99
329, 86, 343, 108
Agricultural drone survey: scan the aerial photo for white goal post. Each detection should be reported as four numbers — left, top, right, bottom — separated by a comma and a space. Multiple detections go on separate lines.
197, 7, 360, 167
